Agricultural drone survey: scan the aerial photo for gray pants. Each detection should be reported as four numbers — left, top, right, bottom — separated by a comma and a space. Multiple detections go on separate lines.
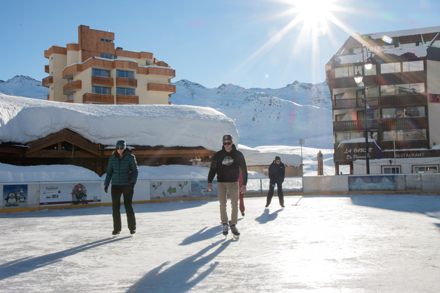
217, 182, 239, 225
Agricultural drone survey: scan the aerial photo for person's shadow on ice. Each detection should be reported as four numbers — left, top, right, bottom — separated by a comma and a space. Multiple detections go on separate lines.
255, 208, 282, 224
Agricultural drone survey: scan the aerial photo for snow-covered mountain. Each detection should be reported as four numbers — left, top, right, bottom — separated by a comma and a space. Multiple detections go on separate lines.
170, 79, 333, 148
1, 75, 334, 149
0, 75, 48, 100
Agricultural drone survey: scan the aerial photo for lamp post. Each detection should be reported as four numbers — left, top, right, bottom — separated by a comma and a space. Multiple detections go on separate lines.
354, 46, 373, 175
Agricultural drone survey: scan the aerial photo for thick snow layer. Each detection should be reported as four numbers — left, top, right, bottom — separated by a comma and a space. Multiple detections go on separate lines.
0, 94, 238, 151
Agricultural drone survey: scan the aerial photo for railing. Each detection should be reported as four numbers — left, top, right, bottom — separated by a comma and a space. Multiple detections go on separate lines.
148, 67, 176, 77
83, 93, 114, 104
380, 117, 428, 130
378, 140, 429, 150
333, 98, 379, 110
92, 76, 114, 87
45, 65, 49, 73
333, 120, 380, 131
42, 76, 53, 87
63, 80, 82, 95
147, 83, 176, 93
380, 94, 427, 107
116, 95, 139, 104
116, 77, 137, 88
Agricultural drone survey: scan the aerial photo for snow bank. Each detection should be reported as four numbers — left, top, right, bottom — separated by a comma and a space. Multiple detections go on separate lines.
0, 94, 239, 151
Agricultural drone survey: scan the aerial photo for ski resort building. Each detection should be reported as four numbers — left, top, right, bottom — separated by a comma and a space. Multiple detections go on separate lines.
326, 26, 440, 175
42, 25, 175, 105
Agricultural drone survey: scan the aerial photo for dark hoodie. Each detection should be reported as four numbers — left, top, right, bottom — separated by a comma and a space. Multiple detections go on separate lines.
269, 159, 285, 183
208, 144, 248, 185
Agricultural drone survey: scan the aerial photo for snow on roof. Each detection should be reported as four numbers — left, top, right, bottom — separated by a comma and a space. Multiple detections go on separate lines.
239, 145, 303, 166
0, 94, 238, 151
366, 26, 440, 40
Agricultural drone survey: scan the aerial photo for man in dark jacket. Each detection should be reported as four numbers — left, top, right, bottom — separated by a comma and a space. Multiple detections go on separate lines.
265, 155, 285, 208
207, 134, 247, 237
104, 140, 139, 236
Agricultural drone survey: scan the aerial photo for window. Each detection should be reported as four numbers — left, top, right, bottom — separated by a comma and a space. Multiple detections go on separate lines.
366, 86, 379, 98
116, 70, 135, 79
92, 86, 110, 95
364, 64, 377, 76
414, 166, 438, 173
67, 94, 73, 101
381, 85, 396, 96
382, 106, 426, 118
334, 65, 363, 78
68, 78, 74, 83
335, 114, 346, 121
380, 83, 425, 96
100, 53, 116, 59
382, 129, 427, 141
402, 60, 424, 72
92, 69, 110, 77
116, 87, 135, 96
381, 62, 401, 74
409, 83, 425, 94
101, 38, 113, 43
383, 166, 400, 174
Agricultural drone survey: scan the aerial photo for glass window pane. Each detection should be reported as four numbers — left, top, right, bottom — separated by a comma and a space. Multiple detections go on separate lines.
381, 63, 394, 73
366, 86, 379, 97
116, 71, 123, 78
381, 85, 395, 96
127, 88, 135, 95
102, 70, 109, 78
335, 67, 348, 78
116, 87, 125, 95
127, 71, 134, 79
92, 69, 100, 76
348, 66, 354, 77
409, 83, 425, 94
365, 64, 376, 76
396, 84, 410, 95
410, 61, 424, 71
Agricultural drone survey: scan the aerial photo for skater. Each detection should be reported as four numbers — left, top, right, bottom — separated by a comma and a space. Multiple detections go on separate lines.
207, 134, 247, 238
104, 140, 138, 236
265, 155, 285, 208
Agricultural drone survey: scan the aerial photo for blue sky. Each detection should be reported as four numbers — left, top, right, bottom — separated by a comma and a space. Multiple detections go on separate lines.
1, 0, 439, 89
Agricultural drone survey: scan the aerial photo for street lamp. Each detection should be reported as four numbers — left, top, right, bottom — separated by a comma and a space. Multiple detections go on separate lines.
354, 46, 373, 174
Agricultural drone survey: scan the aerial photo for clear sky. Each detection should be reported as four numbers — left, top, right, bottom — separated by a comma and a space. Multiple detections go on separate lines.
1, 0, 439, 89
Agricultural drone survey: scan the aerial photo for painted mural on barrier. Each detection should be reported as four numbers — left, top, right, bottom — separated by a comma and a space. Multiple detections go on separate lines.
349, 176, 395, 191
191, 180, 218, 197
150, 180, 192, 199
3, 185, 28, 208
40, 182, 101, 205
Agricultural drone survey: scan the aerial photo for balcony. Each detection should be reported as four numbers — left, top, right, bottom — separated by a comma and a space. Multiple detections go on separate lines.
333, 120, 380, 131
92, 76, 114, 87
42, 76, 53, 87
63, 80, 82, 95
380, 117, 428, 130
379, 94, 427, 107
378, 140, 429, 150
116, 77, 137, 88
148, 67, 176, 78
147, 83, 176, 94
116, 95, 139, 104
45, 65, 49, 73
47, 94, 50, 100
63, 64, 82, 79
83, 93, 114, 104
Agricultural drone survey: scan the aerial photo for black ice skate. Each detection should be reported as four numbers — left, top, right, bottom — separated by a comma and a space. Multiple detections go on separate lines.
112, 230, 120, 237
222, 223, 229, 237
230, 224, 240, 240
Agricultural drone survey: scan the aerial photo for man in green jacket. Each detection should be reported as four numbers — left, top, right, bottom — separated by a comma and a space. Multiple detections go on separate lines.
104, 140, 138, 236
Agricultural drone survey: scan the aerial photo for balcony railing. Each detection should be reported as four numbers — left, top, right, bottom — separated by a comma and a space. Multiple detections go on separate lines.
45, 65, 49, 73
148, 67, 176, 78
147, 83, 176, 93
333, 120, 380, 131
116, 77, 137, 88
83, 93, 114, 104
42, 76, 53, 87
379, 94, 427, 107
380, 117, 428, 130
116, 95, 139, 104
47, 94, 50, 100
333, 98, 379, 109
92, 76, 114, 87
378, 140, 429, 150
63, 80, 82, 95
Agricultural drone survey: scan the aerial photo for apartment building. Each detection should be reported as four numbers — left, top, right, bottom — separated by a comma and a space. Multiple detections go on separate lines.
325, 26, 440, 175
42, 25, 175, 104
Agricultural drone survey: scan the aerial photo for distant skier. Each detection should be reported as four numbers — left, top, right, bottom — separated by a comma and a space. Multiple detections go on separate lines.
104, 140, 139, 236
265, 155, 285, 208
207, 134, 247, 239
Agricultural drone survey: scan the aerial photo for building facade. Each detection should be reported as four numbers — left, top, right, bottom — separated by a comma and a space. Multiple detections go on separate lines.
43, 25, 176, 104
326, 26, 440, 175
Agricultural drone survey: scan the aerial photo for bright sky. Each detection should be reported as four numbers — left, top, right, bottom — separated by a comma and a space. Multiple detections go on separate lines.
1, 0, 439, 89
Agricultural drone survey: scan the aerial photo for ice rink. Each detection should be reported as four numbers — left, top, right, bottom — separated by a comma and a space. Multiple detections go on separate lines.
1, 193, 440, 292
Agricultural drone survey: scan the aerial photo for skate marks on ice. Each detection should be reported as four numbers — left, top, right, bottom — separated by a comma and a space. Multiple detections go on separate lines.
128, 240, 230, 292
292, 195, 302, 206
179, 226, 222, 245
0, 237, 129, 281
255, 208, 283, 224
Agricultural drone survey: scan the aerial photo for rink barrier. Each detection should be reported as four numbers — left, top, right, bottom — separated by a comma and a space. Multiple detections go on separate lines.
1, 174, 440, 213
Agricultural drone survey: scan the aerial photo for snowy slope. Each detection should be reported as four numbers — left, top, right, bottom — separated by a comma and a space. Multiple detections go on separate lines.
170, 79, 333, 148
0, 75, 48, 100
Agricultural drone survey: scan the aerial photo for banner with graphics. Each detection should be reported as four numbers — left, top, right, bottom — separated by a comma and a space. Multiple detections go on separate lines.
40, 182, 101, 205
3, 184, 28, 208
150, 180, 191, 199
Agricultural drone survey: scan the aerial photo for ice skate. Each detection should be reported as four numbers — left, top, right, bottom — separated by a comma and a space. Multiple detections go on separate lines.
112, 230, 120, 237
222, 223, 229, 237
130, 229, 136, 236
230, 224, 240, 240
241, 211, 245, 216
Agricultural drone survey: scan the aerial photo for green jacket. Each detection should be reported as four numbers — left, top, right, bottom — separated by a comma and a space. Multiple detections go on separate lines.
104, 149, 138, 187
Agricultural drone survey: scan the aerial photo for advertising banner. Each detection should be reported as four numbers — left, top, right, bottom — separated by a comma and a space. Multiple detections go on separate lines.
3, 184, 28, 208
150, 180, 191, 199
40, 182, 101, 205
